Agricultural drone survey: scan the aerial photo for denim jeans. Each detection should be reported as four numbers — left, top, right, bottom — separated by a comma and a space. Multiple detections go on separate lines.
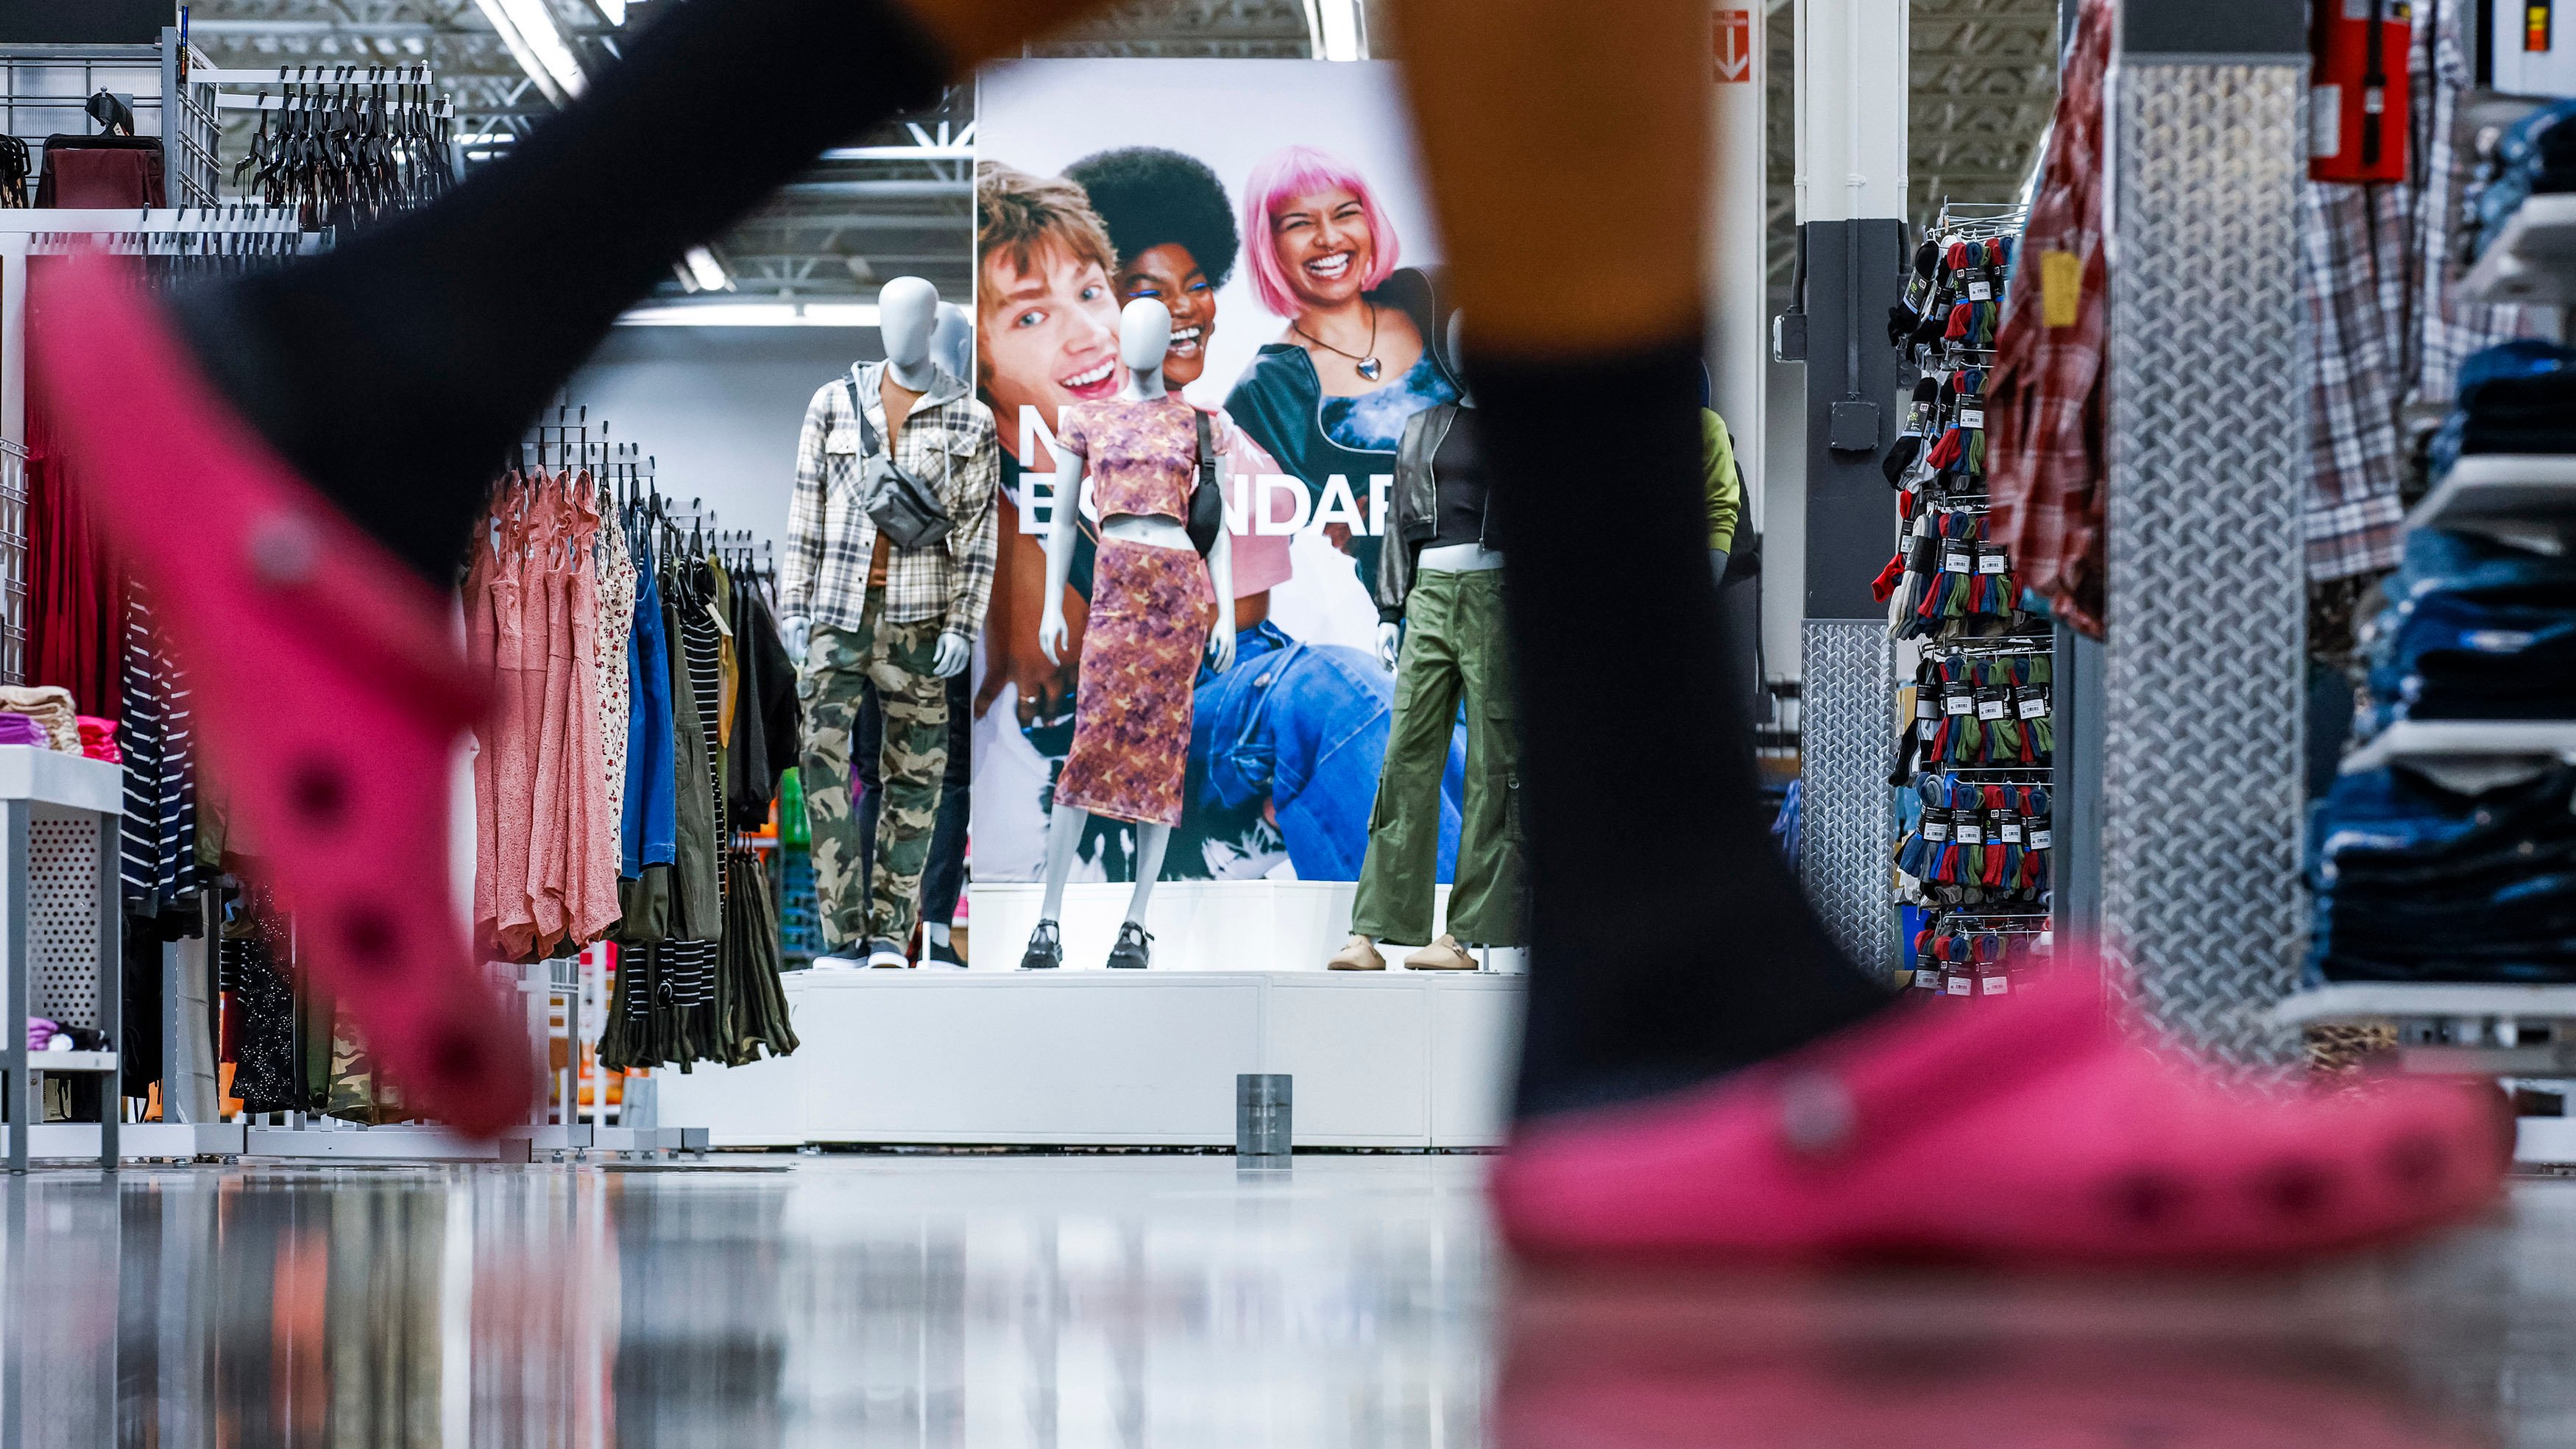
1192, 620, 1466, 882
2362, 592, 2576, 727
2310, 763, 2576, 981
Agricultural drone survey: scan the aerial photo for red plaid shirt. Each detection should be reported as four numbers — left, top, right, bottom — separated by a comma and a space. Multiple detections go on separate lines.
1986, 0, 2109, 637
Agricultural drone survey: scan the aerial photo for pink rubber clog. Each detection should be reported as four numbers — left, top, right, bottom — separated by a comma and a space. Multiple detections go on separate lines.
32, 255, 535, 1136
1493, 970, 2508, 1267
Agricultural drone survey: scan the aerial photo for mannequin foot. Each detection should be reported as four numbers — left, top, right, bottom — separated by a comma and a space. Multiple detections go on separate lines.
865, 938, 911, 969
1328, 935, 1388, 971
26, 258, 536, 1135
1106, 921, 1153, 970
1492, 963, 2509, 1266
1403, 935, 1479, 971
1019, 920, 1064, 971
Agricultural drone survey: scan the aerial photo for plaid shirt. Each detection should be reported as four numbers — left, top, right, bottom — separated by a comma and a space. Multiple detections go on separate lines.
781, 361, 999, 637
2303, 180, 2411, 581
2408, 0, 2550, 411
1986, 0, 2108, 637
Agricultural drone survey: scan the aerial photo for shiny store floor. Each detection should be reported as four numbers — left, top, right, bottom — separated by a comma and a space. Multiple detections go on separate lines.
1, 1155, 2573, 1447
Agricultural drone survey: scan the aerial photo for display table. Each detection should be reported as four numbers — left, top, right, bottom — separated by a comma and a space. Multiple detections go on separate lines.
0, 747, 128, 1171
655, 968, 1523, 1149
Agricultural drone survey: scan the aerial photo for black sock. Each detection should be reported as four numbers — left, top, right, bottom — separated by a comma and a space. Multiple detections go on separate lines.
1468, 336, 1892, 1120
171, 0, 949, 583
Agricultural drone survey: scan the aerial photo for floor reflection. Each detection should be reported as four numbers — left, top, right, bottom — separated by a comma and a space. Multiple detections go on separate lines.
0, 1159, 2569, 1447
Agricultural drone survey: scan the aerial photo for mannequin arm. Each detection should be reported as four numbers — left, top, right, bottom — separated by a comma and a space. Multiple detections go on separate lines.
1376, 620, 1401, 671
1037, 443, 1083, 665
1206, 525, 1236, 673
933, 631, 970, 677
782, 613, 812, 664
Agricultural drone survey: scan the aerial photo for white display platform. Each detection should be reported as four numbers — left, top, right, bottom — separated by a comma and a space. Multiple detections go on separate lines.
655, 968, 1524, 1149
965, 880, 1524, 975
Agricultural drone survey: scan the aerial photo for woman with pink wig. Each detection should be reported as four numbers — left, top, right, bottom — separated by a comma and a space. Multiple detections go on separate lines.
1222, 144, 1459, 591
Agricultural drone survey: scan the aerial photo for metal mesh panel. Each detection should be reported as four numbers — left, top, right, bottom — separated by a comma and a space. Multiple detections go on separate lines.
0, 439, 24, 688
27, 815, 103, 1029
2100, 61, 2309, 1065
1800, 620, 1897, 971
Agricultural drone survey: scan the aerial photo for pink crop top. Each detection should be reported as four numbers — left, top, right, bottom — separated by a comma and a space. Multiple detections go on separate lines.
1057, 394, 1228, 522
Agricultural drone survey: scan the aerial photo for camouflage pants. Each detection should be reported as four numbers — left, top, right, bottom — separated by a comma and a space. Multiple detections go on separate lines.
799, 597, 948, 951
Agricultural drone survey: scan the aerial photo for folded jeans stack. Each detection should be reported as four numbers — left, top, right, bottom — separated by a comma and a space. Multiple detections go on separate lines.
2311, 762, 2576, 984
2425, 340, 2576, 478
2466, 99, 2576, 261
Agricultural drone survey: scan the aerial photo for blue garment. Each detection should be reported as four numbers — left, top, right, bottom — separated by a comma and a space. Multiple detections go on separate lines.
2471, 99, 2576, 258
1318, 354, 1459, 453
622, 528, 679, 875
2308, 764, 2576, 982
2361, 591, 2576, 731
1189, 620, 1466, 881
2388, 525, 2576, 607
2427, 340, 2576, 478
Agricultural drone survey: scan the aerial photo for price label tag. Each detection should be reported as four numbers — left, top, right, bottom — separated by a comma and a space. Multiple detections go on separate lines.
1977, 697, 2007, 720
2029, 827, 2053, 851
1942, 548, 1972, 573
1917, 695, 1939, 721
1914, 968, 1942, 990
1945, 692, 1975, 716
1920, 817, 1952, 843
1976, 549, 2009, 576
1981, 975, 2010, 996
1959, 408, 1985, 430
1956, 821, 1984, 846
1945, 974, 1973, 996
1999, 818, 2024, 844
1967, 280, 1993, 302
2018, 692, 2050, 719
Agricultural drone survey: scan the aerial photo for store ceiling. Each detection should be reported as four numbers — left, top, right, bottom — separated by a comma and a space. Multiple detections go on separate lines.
185, 0, 2056, 308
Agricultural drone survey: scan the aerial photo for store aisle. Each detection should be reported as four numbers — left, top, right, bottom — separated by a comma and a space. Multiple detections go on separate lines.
0, 1157, 2571, 1446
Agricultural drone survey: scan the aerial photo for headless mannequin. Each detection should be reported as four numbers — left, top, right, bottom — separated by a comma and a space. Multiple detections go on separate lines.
780, 276, 971, 679
1029, 299, 1235, 955
1351, 314, 1501, 963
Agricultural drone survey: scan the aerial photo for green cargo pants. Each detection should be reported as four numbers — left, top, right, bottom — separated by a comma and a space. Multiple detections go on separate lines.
799, 590, 948, 951
1351, 568, 1526, 946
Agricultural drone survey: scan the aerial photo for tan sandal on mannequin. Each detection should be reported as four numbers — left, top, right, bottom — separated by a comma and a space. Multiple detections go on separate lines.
1328, 935, 1387, 971
1404, 935, 1479, 971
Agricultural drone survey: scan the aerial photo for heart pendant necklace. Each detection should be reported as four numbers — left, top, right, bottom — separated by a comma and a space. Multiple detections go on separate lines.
1295, 302, 1384, 383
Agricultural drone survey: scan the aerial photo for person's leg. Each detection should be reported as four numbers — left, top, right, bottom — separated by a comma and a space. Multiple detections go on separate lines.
168, 0, 1110, 581
798, 626, 873, 957
863, 620, 950, 957
1351, 575, 1465, 949
1390, 0, 1886, 1118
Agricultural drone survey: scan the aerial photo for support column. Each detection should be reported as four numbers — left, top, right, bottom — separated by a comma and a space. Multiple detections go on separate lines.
1788, 0, 1908, 970
2098, 0, 2309, 1063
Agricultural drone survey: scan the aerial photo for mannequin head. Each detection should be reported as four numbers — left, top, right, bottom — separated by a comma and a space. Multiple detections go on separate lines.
931, 301, 974, 383
1119, 297, 1173, 377
878, 277, 941, 371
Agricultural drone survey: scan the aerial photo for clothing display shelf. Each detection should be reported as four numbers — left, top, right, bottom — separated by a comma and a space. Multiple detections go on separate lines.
0, 744, 124, 1171
2401, 454, 2576, 548
2458, 194, 2576, 307
0, 32, 222, 211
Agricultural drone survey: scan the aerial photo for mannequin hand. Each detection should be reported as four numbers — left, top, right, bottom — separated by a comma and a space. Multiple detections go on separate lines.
782, 614, 811, 665
932, 630, 971, 679
1376, 621, 1401, 672
1038, 605, 1068, 666
1206, 620, 1235, 674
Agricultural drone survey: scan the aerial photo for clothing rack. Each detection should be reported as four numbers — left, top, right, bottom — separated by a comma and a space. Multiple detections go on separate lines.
0, 32, 222, 211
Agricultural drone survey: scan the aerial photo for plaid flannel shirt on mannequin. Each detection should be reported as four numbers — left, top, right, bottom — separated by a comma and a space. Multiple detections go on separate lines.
780, 360, 1000, 640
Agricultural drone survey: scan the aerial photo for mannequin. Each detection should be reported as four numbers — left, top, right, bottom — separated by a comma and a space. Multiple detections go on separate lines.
782, 275, 1001, 970
1020, 297, 1236, 970
1333, 312, 1524, 972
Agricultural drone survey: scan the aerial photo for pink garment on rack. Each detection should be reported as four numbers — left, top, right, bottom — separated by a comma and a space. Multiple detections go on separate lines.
562, 472, 619, 947
75, 714, 118, 762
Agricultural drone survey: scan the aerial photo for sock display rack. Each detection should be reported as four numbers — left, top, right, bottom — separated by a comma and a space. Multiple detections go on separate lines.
1877, 202, 2057, 1002
2276, 110, 2576, 1164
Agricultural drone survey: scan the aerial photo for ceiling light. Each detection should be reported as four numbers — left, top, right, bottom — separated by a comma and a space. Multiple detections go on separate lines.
618, 302, 883, 327
472, 0, 584, 102
595, 0, 626, 23
684, 246, 733, 292
843, 255, 877, 283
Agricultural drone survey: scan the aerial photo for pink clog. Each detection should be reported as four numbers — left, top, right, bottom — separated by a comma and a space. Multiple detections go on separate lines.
1493, 968, 2508, 1266
32, 255, 535, 1136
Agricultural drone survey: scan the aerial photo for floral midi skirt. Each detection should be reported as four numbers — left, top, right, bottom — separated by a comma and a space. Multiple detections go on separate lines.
1054, 537, 1217, 827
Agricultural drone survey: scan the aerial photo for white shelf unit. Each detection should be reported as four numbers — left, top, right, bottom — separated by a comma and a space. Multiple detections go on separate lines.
2458, 194, 2576, 306
2341, 720, 2576, 773
0, 747, 128, 1171
2276, 983, 2576, 1164
2404, 453, 2576, 547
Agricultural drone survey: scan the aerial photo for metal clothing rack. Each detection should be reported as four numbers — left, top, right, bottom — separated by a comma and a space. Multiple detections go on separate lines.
0, 31, 222, 213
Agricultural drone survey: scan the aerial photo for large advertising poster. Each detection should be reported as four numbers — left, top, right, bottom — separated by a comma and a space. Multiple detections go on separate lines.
972, 59, 1471, 886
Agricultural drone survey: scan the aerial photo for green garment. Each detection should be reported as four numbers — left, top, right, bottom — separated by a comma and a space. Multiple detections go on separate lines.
1702, 408, 1746, 555
799, 589, 949, 950
1352, 569, 1526, 946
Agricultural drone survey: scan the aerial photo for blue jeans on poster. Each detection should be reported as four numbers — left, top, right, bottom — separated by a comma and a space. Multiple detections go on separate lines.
1193, 620, 1466, 882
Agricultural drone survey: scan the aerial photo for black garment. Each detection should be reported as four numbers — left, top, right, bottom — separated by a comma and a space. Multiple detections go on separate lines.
1428, 411, 1491, 550
726, 585, 801, 828
168, 0, 949, 583
1471, 339, 1892, 1119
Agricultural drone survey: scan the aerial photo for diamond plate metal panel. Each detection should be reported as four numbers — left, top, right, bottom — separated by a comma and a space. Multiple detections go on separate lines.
2100, 61, 2309, 1064
1800, 620, 1897, 972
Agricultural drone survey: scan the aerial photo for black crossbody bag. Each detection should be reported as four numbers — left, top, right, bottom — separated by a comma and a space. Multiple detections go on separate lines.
843, 371, 955, 550
1189, 410, 1222, 556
